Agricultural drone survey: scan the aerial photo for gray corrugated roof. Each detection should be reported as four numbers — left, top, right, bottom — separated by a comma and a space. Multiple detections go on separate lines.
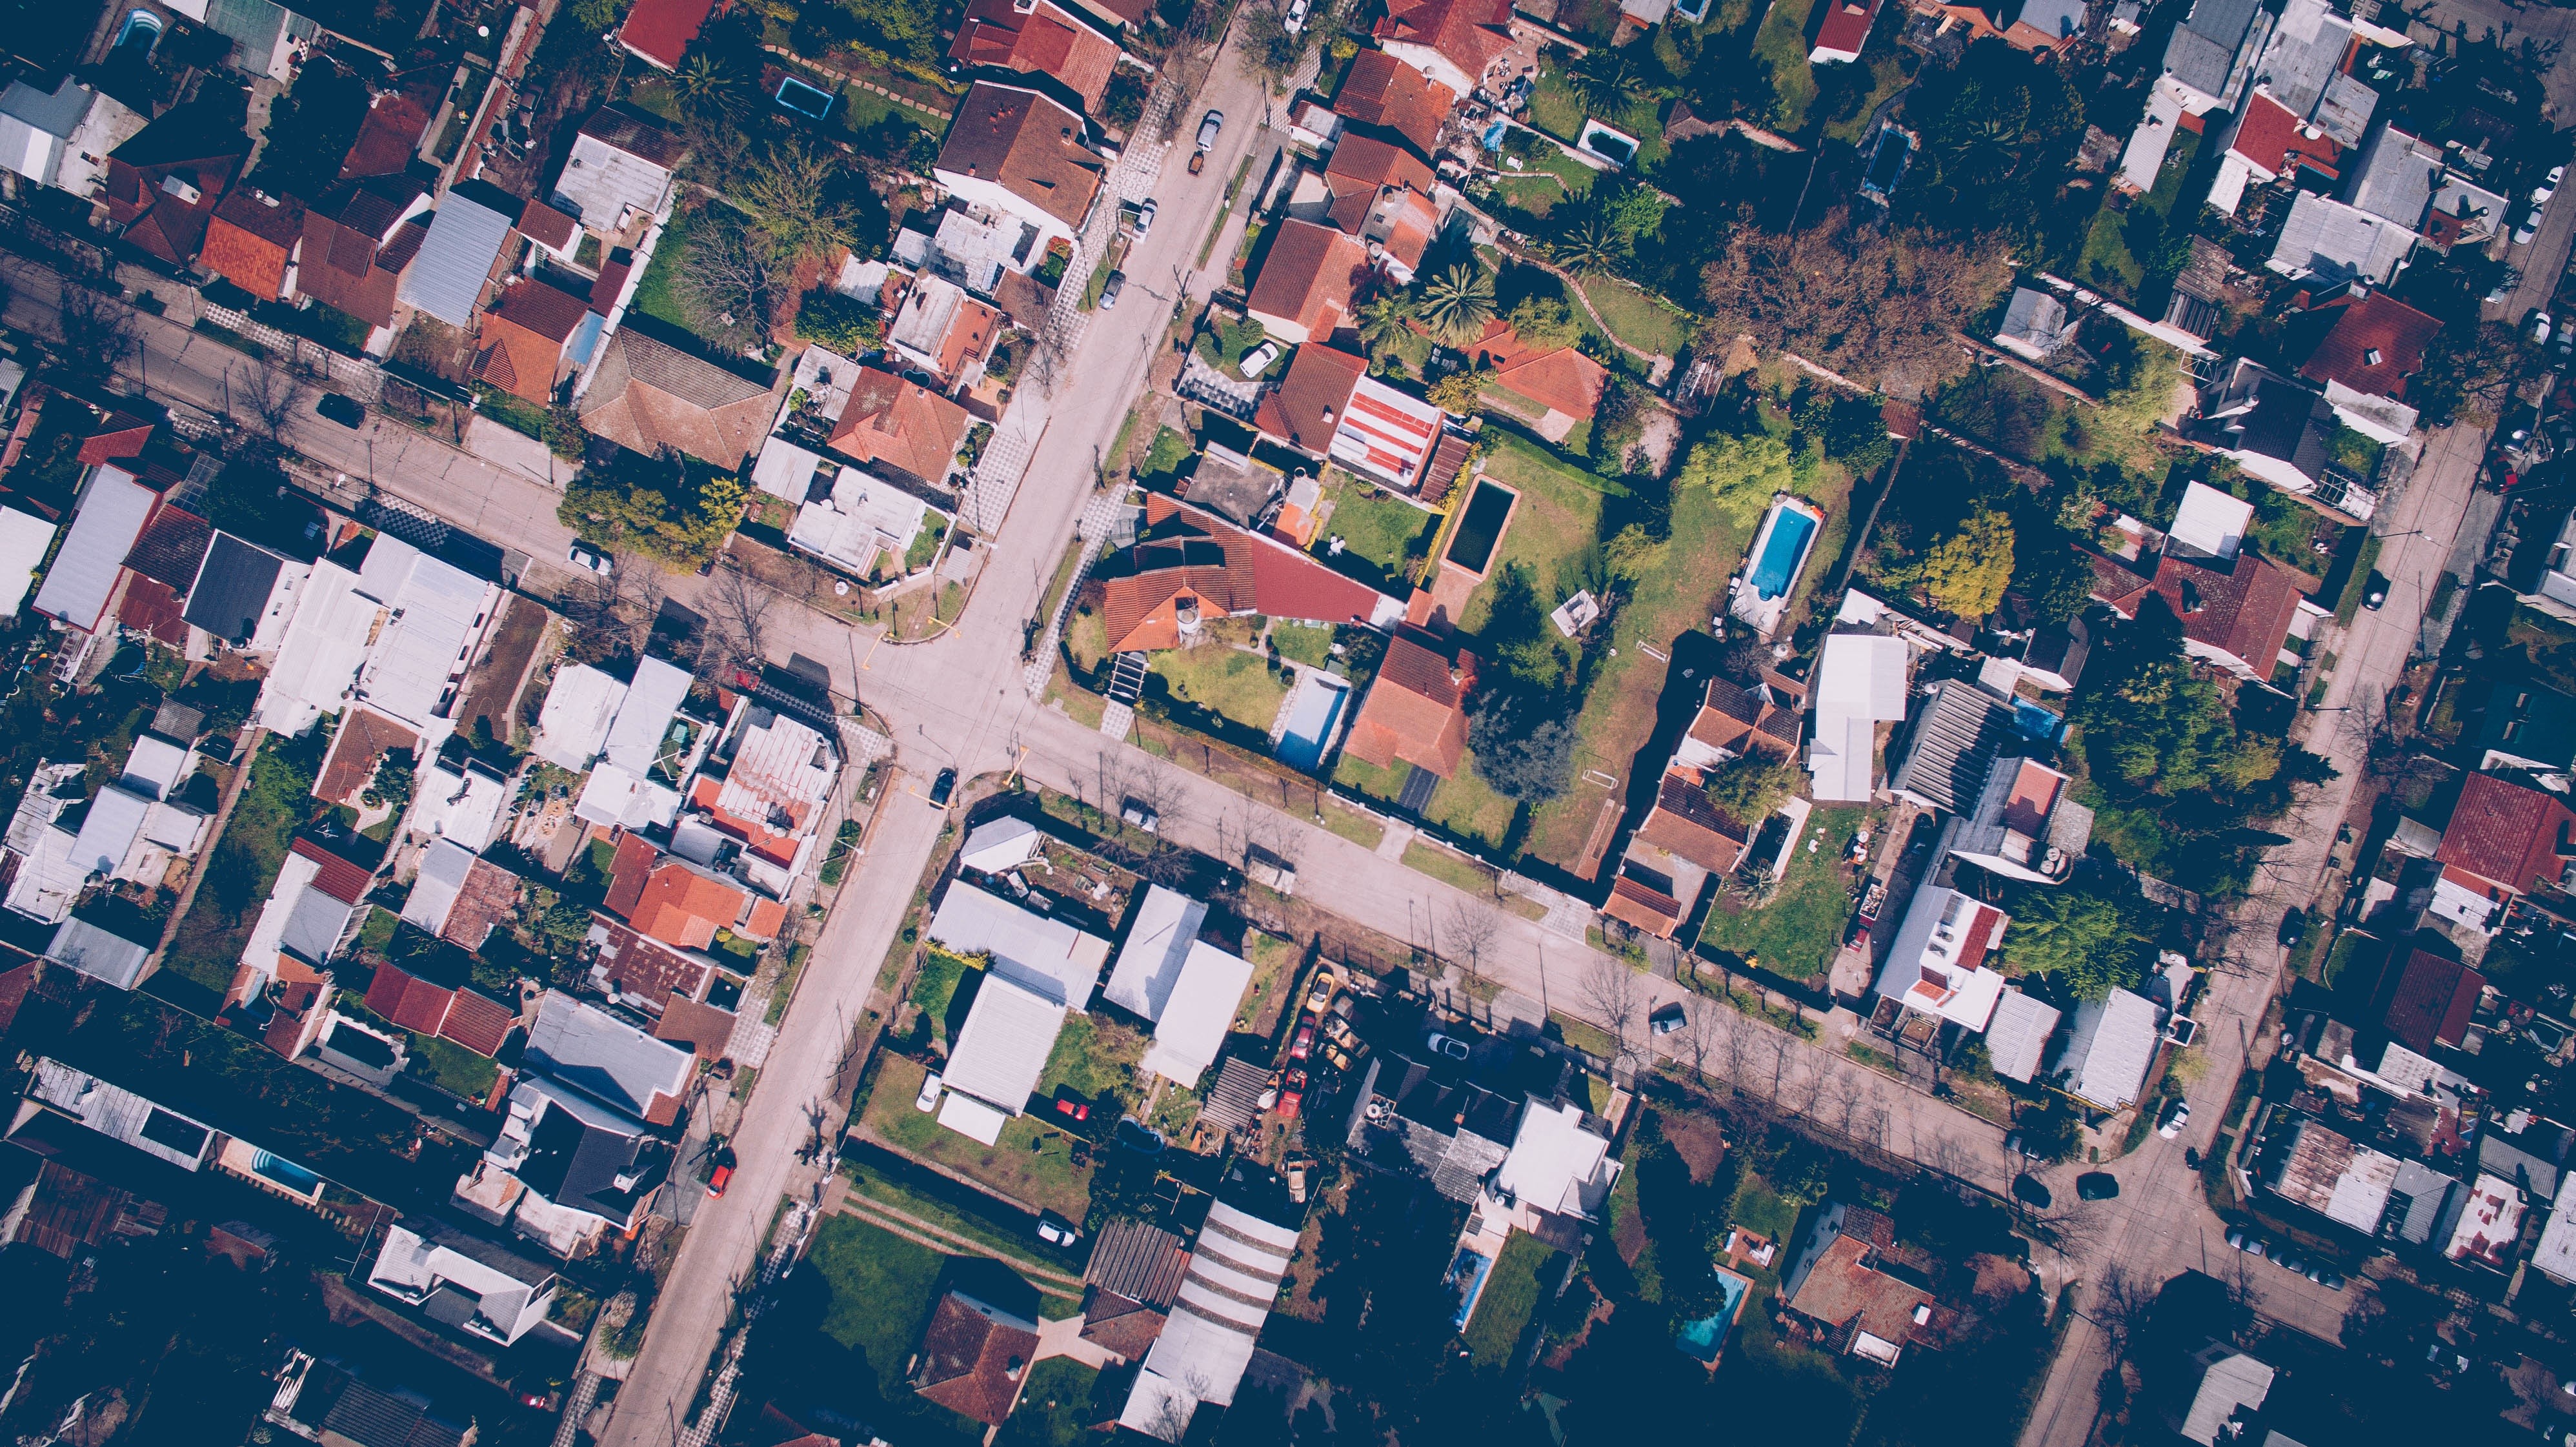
1984, 989, 2062, 1082
182, 531, 287, 644
2387, 1160, 2457, 1245
2345, 126, 2439, 230
397, 189, 516, 327
2162, 25, 2237, 99
1887, 680, 2015, 814
525, 990, 692, 1122
0, 77, 89, 137
47, 916, 152, 990
280, 885, 357, 964
2182, 0, 2260, 48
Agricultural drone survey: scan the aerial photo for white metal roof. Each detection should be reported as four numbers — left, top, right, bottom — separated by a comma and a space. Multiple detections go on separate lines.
241, 849, 323, 985
356, 547, 496, 731
47, 916, 152, 989
929, 881, 1110, 1008
533, 663, 629, 771
121, 734, 192, 800
1122, 1199, 1297, 1433
959, 816, 1044, 874
28, 1057, 210, 1168
0, 507, 55, 617
601, 656, 693, 777
1810, 633, 1909, 802
937, 1089, 1011, 1144
2167, 480, 2252, 561
1139, 943, 1254, 1088
2180, 1351, 2274, 1445
714, 707, 836, 829
1494, 1097, 1618, 1219
397, 189, 516, 327
403, 836, 478, 937
2268, 190, 2415, 284
750, 435, 829, 503
941, 968, 1067, 1113
2055, 989, 2162, 1109
2532, 1186, 2576, 1286
32, 468, 154, 632
253, 562, 383, 736
1105, 885, 1209, 1020
1983, 988, 2061, 1082
525, 989, 692, 1121
573, 762, 681, 830
407, 758, 512, 849
555, 126, 677, 232
368, 1222, 557, 1344
70, 783, 153, 884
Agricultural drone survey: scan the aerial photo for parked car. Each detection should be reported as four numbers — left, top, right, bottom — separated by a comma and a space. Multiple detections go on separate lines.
2362, 571, 2388, 611
1285, 1160, 1311, 1202
1649, 1002, 1686, 1035
1425, 1032, 1471, 1061
2541, 177, 2561, 205
2488, 267, 2524, 304
1099, 270, 1126, 310
1196, 109, 1223, 150
1305, 973, 1336, 1014
1133, 198, 1157, 235
915, 1070, 945, 1111
2077, 1171, 2120, 1201
2533, 309, 2555, 345
706, 1162, 734, 1198
1322, 1042, 1354, 1071
929, 768, 958, 805
1240, 339, 1282, 378
315, 392, 366, 428
1276, 1068, 1308, 1119
1037, 1211, 1082, 1246
2225, 1226, 2251, 1251
2011, 1175, 2052, 1208
2274, 1250, 2307, 1274
1289, 1024, 1316, 1060
1284, 0, 1309, 29
2277, 908, 2308, 949
1051, 1092, 1091, 1122
2157, 1098, 2191, 1139
1122, 797, 1160, 833
2317, 1269, 2346, 1291
2519, 215, 2542, 246
567, 540, 614, 574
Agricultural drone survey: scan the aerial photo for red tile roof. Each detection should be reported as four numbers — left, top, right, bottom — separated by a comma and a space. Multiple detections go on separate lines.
1811, 0, 1884, 57
1603, 875, 1685, 937
118, 578, 188, 648
1633, 769, 1752, 875
1245, 220, 1370, 342
936, 83, 1107, 229
518, 197, 578, 253
366, 962, 452, 1035
912, 1293, 1040, 1426
2228, 92, 2343, 179
2437, 771, 2576, 897
290, 837, 374, 906
201, 190, 304, 300
829, 368, 972, 485
603, 833, 661, 918
1687, 677, 1800, 758
610, 835, 765, 950
1373, 0, 1515, 86
1252, 343, 1366, 455
2379, 947, 2482, 1055
619, 0, 718, 69
1469, 318, 1607, 422
122, 505, 212, 589
1343, 624, 1473, 776
2293, 289, 2441, 401
339, 90, 433, 181
948, 0, 1123, 112
476, 279, 592, 405
438, 989, 518, 1057
1091, 495, 1394, 652
2149, 550, 2304, 681
1331, 50, 1456, 158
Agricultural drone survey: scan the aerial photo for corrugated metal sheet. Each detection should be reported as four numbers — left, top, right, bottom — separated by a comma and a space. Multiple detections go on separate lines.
398, 191, 516, 326
32, 469, 155, 632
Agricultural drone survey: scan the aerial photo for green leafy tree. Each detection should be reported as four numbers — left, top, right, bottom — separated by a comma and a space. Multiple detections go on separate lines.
1551, 209, 1629, 278
1677, 432, 1795, 529
794, 288, 885, 354
1427, 367, 1487, 414
2013, 529, 2095, 623
1416, 262, 1497, 347
1820, 392, 1895, 476
1910, 508, 2015, 618
558, 450, 748, 569
672, 51, 748, 125
1702, 751, 1798, 824
2001, 881, 2151, 1002
1604, 183, 1668, 241
1506, 295, 1584, 351
1600, 521, 1666, 585
1467, 693, 1576, 804
1567, 46, 1649, 116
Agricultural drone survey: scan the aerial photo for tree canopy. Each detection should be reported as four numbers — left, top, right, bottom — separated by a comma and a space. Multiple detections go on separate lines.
1701, 210, 2011, 394
1909, 508, 2016, 619
1677, 432, 1796, 530
2000, 879, 2153, 1003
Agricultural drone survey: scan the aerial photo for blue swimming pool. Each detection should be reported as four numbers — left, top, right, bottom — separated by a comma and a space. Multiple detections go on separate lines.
1675, 1270, 1750, 1363
776, 75, 837, 121
1749, 506, 1817, 600
1273, 674, 1348, 774
250, 1149, 322, 1194
1447, 1248, 1496, 1330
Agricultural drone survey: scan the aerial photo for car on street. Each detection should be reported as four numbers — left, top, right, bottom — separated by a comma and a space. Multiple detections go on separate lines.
915, 1070, 944, 1111
2362, 571, 2388, 611
315, 392, 366, 428
929, 768, 957, 805
1240, 339, 1282, 378
2533, 310, 2556, 345
1037, 1211, 1082, 1246
2277, 908, 2308, 949
706, 1162, 734, 1197
568, 540, 614, 574
1426, 1032, 1471, 1061
1289, 1024, 1316, 1060
2077, 1171, 2120, 1201
1098, 270, 1126, 310
2274, 1249, 2307, 1273
1650, 1002, 1685, 1035
1133, 198, 1156, 235
1197, 110, 1223, 150
2157, 1098, 2192, 1138
1051, 1092, 1090, 1122
2011, 1175, 2052, 1208
2317, 1269, 2346, 1291
1122, 797, 1159, 833
2519, 215, 2542, 246
2541, 178, 2561, 205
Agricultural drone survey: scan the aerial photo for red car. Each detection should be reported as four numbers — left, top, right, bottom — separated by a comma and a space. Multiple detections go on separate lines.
1289, 1024, 1316, 1061
706, 1164, 734, 1198
1052, 1093, 1091, 1122
1276, 1085, 1304, 1119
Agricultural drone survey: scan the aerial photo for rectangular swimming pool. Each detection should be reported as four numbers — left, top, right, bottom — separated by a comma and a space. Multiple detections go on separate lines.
776, 74, 837, 121
1446, 481, 1515, 576
1273, 673, 1349, 774
1749, 505, 1817, 600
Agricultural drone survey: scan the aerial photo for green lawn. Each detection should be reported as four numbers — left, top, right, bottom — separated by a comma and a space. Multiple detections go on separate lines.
628, 206, 694, 334
1493, 174, 1573, 221
993, 1359, 1103, 1447
1140, 425, 1192, 485
2076, 130, 2201, 298
1150, 647, 1292, 734
1694, 805, 1867, 978
408, 1034, 499, 1101
1422, 764, 1524, 853
1752, 0, 1822, 132
156, 738, 321, 1003
809, 1215, 949, 1388
1271, 620, 1334, 667
1464, 1230, 1559, 1369
1524, 65, 1668, 168
841, 1156, 1088, 1282
1316, 476, 1439, 590
1404, 839, 1500, 895
1454, 445, 1605, 636
1035, 1011, 1146, 1100
865, 1054, 1096, 1219
1578, 279, 1689, 358
1822, 52, 1910, 145
911, 946, 978, 1048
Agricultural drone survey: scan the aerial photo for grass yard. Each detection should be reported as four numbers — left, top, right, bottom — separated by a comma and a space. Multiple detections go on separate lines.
1578, 279, 1689, 358
911, 946, 978, 1048
1455, 445, 1606, 636
865, 1055, 1096, 1219
1315, 476, 1440, 592
1271, 620, 1334, 667
1149, 646, 1291, 734
1403, 839, 1500, 895
807, 1214, 948, 1389
1822, 53, 1911, 145
1140, 426, 1192, 486
1751, 0, 1822, 132
1036, 1011, 1147, 1100
1516, 471, 1746, 870
627, 206, 695, 334
1235, 931, 1303, 1033
841, 1156, 1085, 1281
1194, 316, 1271, 378
1693, 805, 1867, 978
1426, 764, 1524, 853
1525, 68, 1668, 169
156, 738, 321, 1004
408, 1034, 499, 1101
1319, 799, 1387, 850
1464, 1230, 1559, 1368
2075, 130, 2201, 298
1493, 173, 1573, 221
993, 1359, 1105, 1447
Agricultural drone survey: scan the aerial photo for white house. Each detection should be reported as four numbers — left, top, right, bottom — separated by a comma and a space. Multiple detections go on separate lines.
931, 84, 1106, 274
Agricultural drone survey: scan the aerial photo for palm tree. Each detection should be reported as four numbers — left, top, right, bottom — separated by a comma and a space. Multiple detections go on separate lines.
672, 52, 746, 125
1551, 210, 1627, 278
1567, 48, 1647, 117
1356, 290, 1417, 356
1414, 263, 1496, 348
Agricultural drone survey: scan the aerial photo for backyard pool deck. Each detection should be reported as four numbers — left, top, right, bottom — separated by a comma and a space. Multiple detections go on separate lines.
1727, 494, 1825, 638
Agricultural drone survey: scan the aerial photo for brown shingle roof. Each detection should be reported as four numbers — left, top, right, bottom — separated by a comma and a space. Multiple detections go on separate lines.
338, 90, 432, 182
596, 916, 715, 1012
2378, 947, 2482, 1055
1244, 220, 1370, 341
290, 836, 375, 906
1633, 770, 1752, 875
440, 856, 522, 951
122, 505, 212, 589
2293, 288, 2441, 401
1343, 625, 1473, 777
518, 197, 579, 252
1332, 50, 1456, 158
316, 708, 420, 807
576, 105, 687, 170
2437, 771, 2576, 897
936, 83, 1105, 229
367, 962, 453, 1035
827, 368, 972, 485
912, 1293, 1039, 1426
2149, 549, 2304, 681
578, 330, 778, 469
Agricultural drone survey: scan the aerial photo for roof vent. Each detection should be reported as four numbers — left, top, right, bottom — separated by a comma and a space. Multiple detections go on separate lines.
2363, 347, 2383, 365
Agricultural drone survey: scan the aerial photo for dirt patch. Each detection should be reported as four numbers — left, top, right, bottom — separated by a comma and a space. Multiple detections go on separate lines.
458, 596, 548, 748
1658, 1109, 1728, 1183
1635, 408, 1679, 476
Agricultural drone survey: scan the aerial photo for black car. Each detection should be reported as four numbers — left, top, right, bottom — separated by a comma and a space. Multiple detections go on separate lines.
929, 768, 957, 805
2362, 571, 2388, 611
2277, 909, 2308, 949
314, 392, 365, 429
2011, 1174, 2052, 1208
2077, 1171, 2120, 1201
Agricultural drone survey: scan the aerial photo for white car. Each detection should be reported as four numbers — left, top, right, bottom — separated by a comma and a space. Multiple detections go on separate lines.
2535, 310, 2556, 345
1133, 198, 1156, 236
1239, 339, 1282, 378
1284, 0, 1309, 30
2156, 1098, 2191, 1138
1425, 1032, 1471, 1061
2519, 216, 2542, 246
2538, 181, 2559, 206
915, 1070, 944, 1111
567, 540, 613, 574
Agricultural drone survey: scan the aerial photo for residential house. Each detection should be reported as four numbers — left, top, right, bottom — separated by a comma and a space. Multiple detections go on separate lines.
252, 560, 387, 737
398, 179, 523, 329
2155, 0, 2269, 116
2429, 771, 2576, 933
1464, 318, 1605, 443
2257, 1114, 2401, 1233
1373, 0, 1516, 97
1250, 343, 1459, 494
1871, 880, 2009, 1032
176, 0, 321, 83
2286, 284, 2439, 407
2343, 123, 2442, 231
30, 465, 157, 636
1103, 887, 1254, 1089
2476, 676, 2576, 774
343, 535, 507, 751
574, 654, 698, 831
1673, 675, 1802, 771
474, 277, 595, 406
912, 1291, 1041, 1425
617, 0, 718, 70
2176, 1346, 2276, 1446
1343, 625, 1475, 778
1810, 0, 1885, 63
298, 173, 432, 336
1332, 50, 1455, 161
460, 1073, 671, 1256
405, 752, 514, 849
603, 834, 787, 951
1997, 0, 2087, 51
1947, 756, 2093, 884
1778, 1203, 1947, 1365
265, 1355, 474, 1447
936, 967, 1071, 1142
44, 916, 155, 991
1291, 133, 1442, 284
1886, 678, 2016, 816
679, 693, 841, 896
524, 990, 693, 1128
554, 106, 683, 236
183, 530, 309, 655
1082, 1219, 1189, 1361
1808, 632, 1911, 802
366, 1220, 561, 1347
108, 492, 211, 651
2191, 358, 2393, 511
1118, 1183, 1300, 1438
1085, 493, 1403, 652
578, 330, 776, 469
530, 662, 629, 771
927, 880, 1111, 1009
0, 507, 54, 618
1624, 770, 1756, 897
2049, 988, 2162, 1111
947, 0, 1125, 114
2094, 534, 2307, 686
200, 188, 304, 300
789, 466, 936, 578
2534, 1184, 2576, 1285
1484, 1096, 1620, 1229
1983, 989, 2061, 1082
518, 196, 581, 265
100, 97, 247, 268
2267, 190, 2415, 286
402, 837, 521, 949
2478, 1116, 2570, 1204
884, 274, 1004, 392
2348, 943, 2481, 1082
2446, 1172, 2527, 1271
1243, 220, 1370, 345
365, 962, 519, 1058
233, 834, 368, 1018
2426, 172, 2510, 251
828, 367, 971, 488
2209, 92, 2345, 216
933, 83, 1106, 270
0, 75, 143, 200
338, 88, 433, 183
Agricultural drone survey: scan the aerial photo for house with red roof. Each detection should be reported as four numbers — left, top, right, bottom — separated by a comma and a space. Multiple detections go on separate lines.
1245, 219, 1371, 345
101, 96, 247, 270
1086, 494, 1404, 653
1465, 318, 1606, 443
297, 173, 432, 334
2431, 772, 2576, 933
603, 834, 787, 950
1606, 767, 1753, 939
2359, 943, 2484, 1075
618, 0, 717, 70
2209, 92, 2346, 216
474, 278, 595, 406
2288, 286, 2440, 404
1343, 623, 1474, 777
1331, 50, 1456, 161
829, 368, 973, 488
1374, 0, 1517, 97
201, 189, 305, 301
932, 83, 1108, 270
363, 961, 519, 1058
1290, 134, 1443, 283
2147, 549, 2307, 685
948, 0, 1128, 114
1250, 343, 1464, 497
1809, 0, 1885, 63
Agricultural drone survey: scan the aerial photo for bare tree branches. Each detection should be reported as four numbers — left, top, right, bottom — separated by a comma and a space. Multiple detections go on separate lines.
55, 285, 136, 385
1578, 956, 1647, 1079
699, 561, 775, 675
1678, 997, 1729, 1085
1445, 899, 1499, 986
672, 216, 775, 356
223, 359, 310, 456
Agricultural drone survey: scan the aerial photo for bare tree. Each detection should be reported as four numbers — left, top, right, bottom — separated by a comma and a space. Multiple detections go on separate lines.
2217, 1249, 2266, 1337
2085, 1260, 2160, 1366
1756, 1025, 1793, 1100
1578, 956, 1647, 1078
225, 359, 310, 454
1445, 898, 1500, 986
701, 562, 775, 674
55, 284, 136, 385
1678, 997, 1729, 1084
672, 216, 774, 355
